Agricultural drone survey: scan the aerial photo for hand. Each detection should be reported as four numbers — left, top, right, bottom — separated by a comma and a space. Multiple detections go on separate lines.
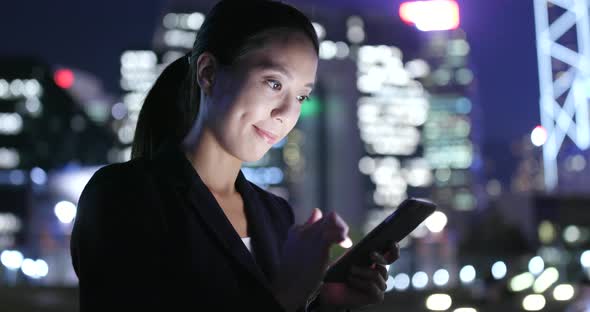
318, 242, 400, 311
272, 208, 350, 312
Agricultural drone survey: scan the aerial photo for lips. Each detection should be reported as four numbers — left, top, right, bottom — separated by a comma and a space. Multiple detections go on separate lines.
253, 125, 279, 144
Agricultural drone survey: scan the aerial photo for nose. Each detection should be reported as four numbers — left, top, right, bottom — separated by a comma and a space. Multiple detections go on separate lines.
271, 93, 299, 124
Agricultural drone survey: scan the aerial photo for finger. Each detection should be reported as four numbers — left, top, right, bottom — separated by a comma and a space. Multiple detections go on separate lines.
322, 211, 349, 241
347, 275, 385, 301
366, 262, 389, 281
370, 251, 389, 266
339, 236, 353, 249
320, 211, 348, 232
329, 211, 349, 234
305, 208, 323, 225
350, 266, 387, 291
320, 227, 351, 247
373, 264, 388, 281
383, 243, 400, 263
312, 212, 349, 246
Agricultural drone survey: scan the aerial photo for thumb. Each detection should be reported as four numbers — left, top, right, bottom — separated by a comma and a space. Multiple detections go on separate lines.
305, 208, 323, 225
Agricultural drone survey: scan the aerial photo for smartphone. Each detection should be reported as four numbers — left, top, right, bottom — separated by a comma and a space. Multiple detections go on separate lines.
323, 198, 437, 282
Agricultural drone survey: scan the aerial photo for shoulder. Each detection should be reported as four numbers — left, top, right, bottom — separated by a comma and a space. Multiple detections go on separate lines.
70, 158, 167, 292
84, 157, 150, 189
247, 182, 295, 227
79, 157, 158, 204
74, 157, 161, 231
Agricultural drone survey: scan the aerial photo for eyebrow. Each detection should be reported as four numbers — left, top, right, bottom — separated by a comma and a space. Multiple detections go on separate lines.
255, 61, 315, 89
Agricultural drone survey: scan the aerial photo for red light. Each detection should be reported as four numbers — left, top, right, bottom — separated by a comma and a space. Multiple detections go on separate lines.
399, 0, 460, 31
54, 69, 75, 89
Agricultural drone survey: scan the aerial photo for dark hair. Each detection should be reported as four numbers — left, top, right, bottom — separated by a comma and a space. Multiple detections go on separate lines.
132, 0, 319, 159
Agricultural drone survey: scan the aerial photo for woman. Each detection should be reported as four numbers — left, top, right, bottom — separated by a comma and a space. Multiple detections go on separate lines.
70, 1, 400, 311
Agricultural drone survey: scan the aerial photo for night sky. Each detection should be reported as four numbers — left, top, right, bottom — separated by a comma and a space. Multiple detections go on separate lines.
1, 0, 541, 182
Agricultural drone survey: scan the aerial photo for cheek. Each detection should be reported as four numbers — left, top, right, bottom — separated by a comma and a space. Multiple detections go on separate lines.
289, 105, 302, 125
281, 110, 300, 138
237, 93, 273, 121
231, 102, 266, 126
209, 74, 254, 120
214, 86, 260, 124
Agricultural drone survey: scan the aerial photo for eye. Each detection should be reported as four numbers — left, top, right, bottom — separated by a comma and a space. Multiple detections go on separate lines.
266, 80, 282, 91
296, 95, 309, 103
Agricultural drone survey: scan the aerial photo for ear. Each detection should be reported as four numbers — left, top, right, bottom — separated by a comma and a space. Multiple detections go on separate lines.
195, 52, 217, 95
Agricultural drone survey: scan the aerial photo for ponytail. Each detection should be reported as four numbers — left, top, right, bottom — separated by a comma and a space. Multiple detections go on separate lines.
131, 54, 200, 159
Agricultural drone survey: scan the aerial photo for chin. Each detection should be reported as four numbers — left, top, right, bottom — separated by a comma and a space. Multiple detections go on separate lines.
237, 147, 269, 163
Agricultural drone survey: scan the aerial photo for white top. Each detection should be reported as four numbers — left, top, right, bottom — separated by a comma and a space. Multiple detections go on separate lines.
241, 237, 253, 254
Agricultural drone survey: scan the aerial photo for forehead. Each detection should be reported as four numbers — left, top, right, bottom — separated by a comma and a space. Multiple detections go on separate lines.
234, 32, 318, 79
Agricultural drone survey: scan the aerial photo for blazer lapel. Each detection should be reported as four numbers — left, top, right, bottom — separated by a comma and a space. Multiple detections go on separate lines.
236, 171, 281, 284
152, 142, 278, 292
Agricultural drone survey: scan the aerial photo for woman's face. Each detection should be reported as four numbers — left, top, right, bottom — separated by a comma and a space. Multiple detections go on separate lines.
204, 31, 318, 162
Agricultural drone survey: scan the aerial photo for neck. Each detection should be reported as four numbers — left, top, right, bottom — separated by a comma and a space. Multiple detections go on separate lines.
182, 127, 242, 196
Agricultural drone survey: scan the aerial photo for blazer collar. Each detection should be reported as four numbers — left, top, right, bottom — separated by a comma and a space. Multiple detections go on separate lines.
151, 141, 280, 291
236, 169, 281, 285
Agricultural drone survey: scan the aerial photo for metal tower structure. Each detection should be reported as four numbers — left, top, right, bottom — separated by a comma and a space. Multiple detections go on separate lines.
534, 0, 590, 190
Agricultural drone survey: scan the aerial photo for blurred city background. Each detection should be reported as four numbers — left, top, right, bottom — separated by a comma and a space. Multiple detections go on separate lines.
1, 0, 590, 311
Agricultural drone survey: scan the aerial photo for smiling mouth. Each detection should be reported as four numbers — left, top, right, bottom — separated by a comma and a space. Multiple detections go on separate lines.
253, 125, 278, 144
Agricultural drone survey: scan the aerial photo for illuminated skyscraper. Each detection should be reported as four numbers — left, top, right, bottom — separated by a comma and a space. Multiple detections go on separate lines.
0, 57, 113, 279
355, 44, 433, 233
417, 29, 483, 214
111, 50, 160, 162
0, 58, 112, 170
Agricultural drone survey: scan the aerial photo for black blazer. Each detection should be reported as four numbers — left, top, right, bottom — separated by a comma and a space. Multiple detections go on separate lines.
70, 142, 295, 311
